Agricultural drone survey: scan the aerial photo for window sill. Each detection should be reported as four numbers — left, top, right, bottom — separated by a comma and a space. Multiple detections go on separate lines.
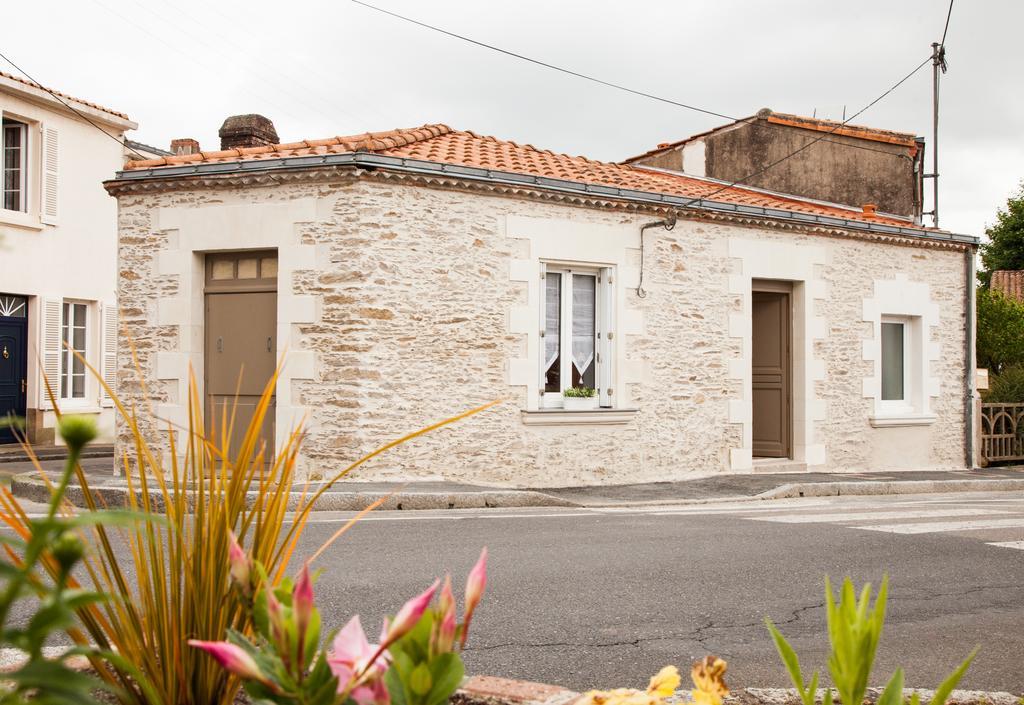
0, 209, 43, 231
521, 408, 638, 427
869, 413, 937, 428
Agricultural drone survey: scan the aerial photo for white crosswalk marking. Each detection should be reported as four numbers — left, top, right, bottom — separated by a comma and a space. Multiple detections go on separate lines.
749, 508, 1012, 524
858, 518, 1024, 534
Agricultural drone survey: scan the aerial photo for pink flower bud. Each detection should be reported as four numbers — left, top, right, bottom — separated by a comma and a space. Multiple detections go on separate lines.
437, 603, 457, 653
461, 547, 487, 647
227, 531, 251, 594
439, 574, 455, 621
385, 579, 438, 646
189, 640, 269, 685
266, 589, 287, 652
293, 563, 315, 645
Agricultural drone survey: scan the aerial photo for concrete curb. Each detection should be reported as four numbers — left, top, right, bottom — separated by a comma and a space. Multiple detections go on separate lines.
756, 478, 1024, 500
10, 472, 1024, 513
452, 676, 1021, 705
8, 472, 580, 512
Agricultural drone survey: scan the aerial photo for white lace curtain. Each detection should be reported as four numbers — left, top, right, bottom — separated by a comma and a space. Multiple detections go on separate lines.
572, 275, 595, 378
544, 276, 560, 373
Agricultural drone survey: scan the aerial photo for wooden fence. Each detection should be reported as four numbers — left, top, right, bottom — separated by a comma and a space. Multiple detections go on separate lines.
980, 403, 1024, 463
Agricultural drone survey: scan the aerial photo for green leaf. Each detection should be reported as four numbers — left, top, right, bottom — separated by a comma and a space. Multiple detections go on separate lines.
876, 668, 904, 705
386, 661, 411, 705
410, 662, 433, 697
426, 653, 465, 705
66, 509, 166, 528
931, 647, 978, 705
765, 618, 807, 694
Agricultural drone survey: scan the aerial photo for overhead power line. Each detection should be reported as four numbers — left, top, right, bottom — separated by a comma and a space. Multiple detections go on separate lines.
351, 0, 921, 161
940, 0, 955, 50
677, 56, 933, 210
0, 50, 147, 160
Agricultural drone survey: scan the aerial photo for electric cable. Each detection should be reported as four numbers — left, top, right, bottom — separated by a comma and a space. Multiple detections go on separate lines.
352, 0, 922, 162
0, 50, 147, 160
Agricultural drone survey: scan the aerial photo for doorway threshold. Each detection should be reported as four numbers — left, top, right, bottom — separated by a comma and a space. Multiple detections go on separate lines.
752, 457, 808, 474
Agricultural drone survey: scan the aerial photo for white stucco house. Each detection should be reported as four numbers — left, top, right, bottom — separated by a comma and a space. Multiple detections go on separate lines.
0, 71, 141, 445
104, 119, 978, 485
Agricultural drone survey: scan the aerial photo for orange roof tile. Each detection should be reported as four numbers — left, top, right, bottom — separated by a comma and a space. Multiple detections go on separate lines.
991, 271, 1024, 302
122, 123, 920, 229
0, 70, 130, 121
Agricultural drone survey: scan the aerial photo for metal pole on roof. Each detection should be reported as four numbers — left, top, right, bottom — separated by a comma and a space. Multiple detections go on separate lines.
925, 41, 947, 228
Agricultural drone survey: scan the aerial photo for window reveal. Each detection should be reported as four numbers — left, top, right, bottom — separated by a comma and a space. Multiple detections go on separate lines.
540, 265, 614, 407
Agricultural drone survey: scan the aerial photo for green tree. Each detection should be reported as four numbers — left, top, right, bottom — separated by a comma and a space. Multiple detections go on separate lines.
980, 181, 1024, 287
976, 287, 1024, 374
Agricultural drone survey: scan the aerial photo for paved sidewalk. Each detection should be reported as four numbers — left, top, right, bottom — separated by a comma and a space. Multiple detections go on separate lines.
6, 455, 1023, 510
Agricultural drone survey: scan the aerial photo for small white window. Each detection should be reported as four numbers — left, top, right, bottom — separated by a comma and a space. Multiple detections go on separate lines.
2, 118, 28, 213
61, 302, 88, 400
877, 315, 916, 417
540, 264, 614, 408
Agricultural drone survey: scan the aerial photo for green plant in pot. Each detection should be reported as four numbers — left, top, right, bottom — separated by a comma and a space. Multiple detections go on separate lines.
563, 386, 598, 411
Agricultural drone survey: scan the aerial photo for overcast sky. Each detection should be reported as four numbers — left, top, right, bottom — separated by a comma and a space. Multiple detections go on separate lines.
6, 0, 1022, 237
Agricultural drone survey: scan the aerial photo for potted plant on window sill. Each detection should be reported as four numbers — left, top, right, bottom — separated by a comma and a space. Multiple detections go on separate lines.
563, 386, 598, 411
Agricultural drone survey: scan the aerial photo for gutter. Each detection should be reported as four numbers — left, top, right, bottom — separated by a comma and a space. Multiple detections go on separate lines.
965, 246, 977, 468
112, 152, 979, 246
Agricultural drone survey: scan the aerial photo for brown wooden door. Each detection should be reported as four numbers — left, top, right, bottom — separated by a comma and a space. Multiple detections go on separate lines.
752, 288, 791, 458
204, 252, 277, 459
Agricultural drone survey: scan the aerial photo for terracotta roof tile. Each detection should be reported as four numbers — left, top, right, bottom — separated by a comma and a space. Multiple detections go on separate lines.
122, 122, 923, 230
991, 271, 1024, 302
0, 70, 130, 121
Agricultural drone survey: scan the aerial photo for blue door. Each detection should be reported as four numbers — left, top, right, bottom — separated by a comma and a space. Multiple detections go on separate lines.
0, 296, 29, 444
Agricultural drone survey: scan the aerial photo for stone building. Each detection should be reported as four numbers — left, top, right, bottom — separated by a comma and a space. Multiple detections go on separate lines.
105, 119, 977, 485
623, 109, 926, 223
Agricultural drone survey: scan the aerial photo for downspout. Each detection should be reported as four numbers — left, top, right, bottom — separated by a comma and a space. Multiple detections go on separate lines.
965, 244, 976, 468
636, 214, 677, 298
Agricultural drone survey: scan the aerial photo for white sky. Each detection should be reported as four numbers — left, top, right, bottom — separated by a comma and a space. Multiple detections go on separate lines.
6, 0, 1022, 237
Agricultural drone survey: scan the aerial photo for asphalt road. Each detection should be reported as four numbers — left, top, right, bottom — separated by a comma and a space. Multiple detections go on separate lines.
5, 492, 1023, 693
291, 493, 1024, 694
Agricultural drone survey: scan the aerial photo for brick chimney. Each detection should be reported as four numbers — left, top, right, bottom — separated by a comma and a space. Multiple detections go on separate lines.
170, 138, 201, 155
218, 114, 279, 150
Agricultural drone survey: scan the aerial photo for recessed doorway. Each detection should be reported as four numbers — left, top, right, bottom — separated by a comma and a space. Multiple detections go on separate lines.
751, 281, 792, 458
204, 251, 277, 459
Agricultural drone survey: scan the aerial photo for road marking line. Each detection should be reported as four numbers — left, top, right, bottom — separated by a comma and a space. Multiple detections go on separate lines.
748, 508, 1013, 523
858, 518, 1024, 534
987, 541, 1024, 550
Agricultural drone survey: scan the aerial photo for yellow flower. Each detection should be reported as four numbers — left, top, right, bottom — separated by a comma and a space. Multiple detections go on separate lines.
690, 656, 729, 705
578, 666, 681, 705
647, 665, 681, 698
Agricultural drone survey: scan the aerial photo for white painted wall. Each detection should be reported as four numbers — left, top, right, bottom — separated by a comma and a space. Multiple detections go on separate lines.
0, 77, 135, 443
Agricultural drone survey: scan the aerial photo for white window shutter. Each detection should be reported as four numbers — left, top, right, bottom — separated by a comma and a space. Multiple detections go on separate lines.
41, 125, 59, 225
100, 303, 117, 406
598, 267, 615, 408
39, 298, 62, 408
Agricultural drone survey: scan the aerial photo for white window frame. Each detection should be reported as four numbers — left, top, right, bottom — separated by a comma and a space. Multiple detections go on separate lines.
539, 262, 615, 409
60, 301, 90, 402
878, 315, 914, 416
2, 117, 29, 214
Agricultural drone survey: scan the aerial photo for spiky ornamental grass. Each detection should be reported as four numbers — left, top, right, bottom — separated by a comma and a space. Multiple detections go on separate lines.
0, 343, 494, 705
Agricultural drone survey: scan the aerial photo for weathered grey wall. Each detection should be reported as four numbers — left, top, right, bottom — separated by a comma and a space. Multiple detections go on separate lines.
114, 177, 966, 485
703, 123, 919, 218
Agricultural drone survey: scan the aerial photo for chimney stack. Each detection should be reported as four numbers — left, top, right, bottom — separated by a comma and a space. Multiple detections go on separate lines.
170, 138, 201, 155
218, 114, 278, 150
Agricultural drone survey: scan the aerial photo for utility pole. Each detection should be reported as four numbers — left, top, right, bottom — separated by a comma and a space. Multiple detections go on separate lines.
925, 41, 948, 228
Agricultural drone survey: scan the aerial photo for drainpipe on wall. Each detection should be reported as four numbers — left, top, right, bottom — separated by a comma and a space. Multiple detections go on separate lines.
636, 214, 677, 298
965, 245, 977, 469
